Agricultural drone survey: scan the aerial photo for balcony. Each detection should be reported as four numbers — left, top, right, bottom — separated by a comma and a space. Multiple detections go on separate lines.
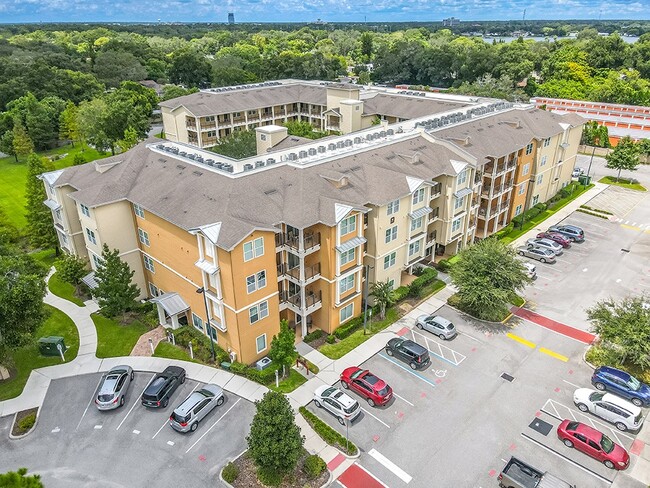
474, 172, 483, 184
201, 123, 216, 130
326, 124, 340, 131
429, 207, 440, 222
285, 262, 321, 282
280, 289, 322, 311
430, 183, 442, 198
285, 232, 321, 253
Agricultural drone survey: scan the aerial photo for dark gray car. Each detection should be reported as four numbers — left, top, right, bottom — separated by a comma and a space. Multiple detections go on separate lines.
385, 338, 430, 370
142, 365, 186, 408
95, 365, 134, 410
169, 384, 225, 433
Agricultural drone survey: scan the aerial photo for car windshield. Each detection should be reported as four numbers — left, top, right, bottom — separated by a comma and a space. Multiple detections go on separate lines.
600, 434, 615, 453
350, 370, 364, 380
589, 391, 605, 402
198, 388, 215, 398
627, 376, 641, 391
322, 387, 336, 397
377, 385, 389, 397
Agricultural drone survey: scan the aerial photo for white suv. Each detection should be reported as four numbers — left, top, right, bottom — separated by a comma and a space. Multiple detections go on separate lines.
313, 385, 361, 425
574, 388, 644, 432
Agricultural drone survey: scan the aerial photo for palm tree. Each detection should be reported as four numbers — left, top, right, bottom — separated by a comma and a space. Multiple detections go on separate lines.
370, 281, 397, 320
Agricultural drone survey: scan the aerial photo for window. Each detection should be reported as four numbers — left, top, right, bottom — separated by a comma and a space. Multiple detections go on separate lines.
133, 203, 144, 218
249, 301, 269, 324
454, 196, 464, 210
387, 199, 400, 215
543, 137, 551, 147
518, 184, 526, 195
339, 274, 355, 294
80, 204, 90, 217
514, 204, 523, 216
532, 195, 539, 205
246, 270, 267, 294
205, 116, 215, 122
451, 217, 462, 233
148, 282, 159, 297
138, 228, 150, 246
143, 254, 155, 273
522, 163, 530, 176
243, 237, 264, 261
385, 226, 398, 244
260, 134, 267, 141
55, 209, 62, 221
410, 216, 423, 231
85, 228, 97, 245
256, 334, 267, 353
383, 252, 396, 269
412, 188, 425, 205
207, 130, 216, 138
525, 143, 534, 155
92, 254, 102, 269
408, 240, 421, 256
456, 169, 468, 185
388, 279, 395, 289
540, 155, 547, 166
340, 248, 355, 266
192, 313, 204, 332
537, 174, 543, 185
340, 215, 357, 235
340, 303, 353, 323
204, 238, 215, 258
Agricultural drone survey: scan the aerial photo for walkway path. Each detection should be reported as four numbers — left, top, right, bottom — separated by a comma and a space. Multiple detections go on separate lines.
130, 325, 167, 356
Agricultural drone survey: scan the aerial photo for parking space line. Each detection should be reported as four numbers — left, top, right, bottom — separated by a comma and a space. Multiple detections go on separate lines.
410, 330, 466, 366
538, 347, 569, 362
506, 332, 536, 349
76, 375, 105, 431
562, 379, 581, 389
360, 407, 390, 429
185, 398, 240, 453
520, 433, 612, 484
392, 392, 414, 407
368, 448, 412, 484
378, 354, 437, 388
116, 373, 156, 431
152, 383, 199, 439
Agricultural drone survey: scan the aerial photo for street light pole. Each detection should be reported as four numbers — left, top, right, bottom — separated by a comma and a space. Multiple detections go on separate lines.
362, 264, 369, 335
196, 287, 216, 362
586, 145, 596, 181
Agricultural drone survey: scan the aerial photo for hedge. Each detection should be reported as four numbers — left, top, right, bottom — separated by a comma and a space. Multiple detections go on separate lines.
173, 326, 229, 364
299, 407, 358, 456
303, 329, 324, 343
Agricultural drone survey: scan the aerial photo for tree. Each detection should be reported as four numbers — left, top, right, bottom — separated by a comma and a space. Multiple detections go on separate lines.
0, 130, 17, 162
0, 468, 44, 487
24, 153, 58, 251
449, 239, 531, 321
55, 253, 88, 292
93, 244, 140, 319
59, 101, 81, 146
268, 319, 297, 377
118, 126, 140, 152
637, 139, 650, 164
284, 120, 327, 140
370, 280, 396, 320
580, 120, 610, 148
160, 84, 198, 101
587, 296, 650, 369
169, 50, 212, 88
209, 130, 257, 159
605, 136, 640, 182
12, 121, 34, 161
246, 391, 304, 483
93, 50, 147, 88
360, 32, 373, 61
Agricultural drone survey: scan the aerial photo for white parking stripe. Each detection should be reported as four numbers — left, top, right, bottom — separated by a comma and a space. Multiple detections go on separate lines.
360, 407, 391, 429
392, 392, 414, 407
368, 448, 412, 483
562, 379, 581, 389
76, 375, 105, 431
116, 373, 156, 431
185, 398, 240, 453
152, 382, 199, 439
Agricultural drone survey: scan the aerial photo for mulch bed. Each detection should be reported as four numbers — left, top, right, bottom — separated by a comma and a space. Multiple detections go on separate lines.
11, 407, 38, 437
230, 452, 328, 488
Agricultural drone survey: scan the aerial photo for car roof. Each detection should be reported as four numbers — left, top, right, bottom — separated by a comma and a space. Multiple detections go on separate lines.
329, 389, 357, 408
174, 391, 206, 415
162, 365, 184, 377
563, 225, 582, 231
602, 392, 642, 413
400, 339, 427, 354
598, 366, 630, 379
429, 315, 451, 326
573, 422, 602, 439
99, 375, 120, 394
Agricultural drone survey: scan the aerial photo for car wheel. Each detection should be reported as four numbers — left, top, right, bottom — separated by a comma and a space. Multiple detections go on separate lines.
216, 396, 225, 407
594, 382, 606, 391
162, 398, 169, 408
314, 399, 321, 408
540, 258, 546, 263
416, 322, 423, 330
615, 422, 627, 432
631, 397, 643, 407
130, 371, 134, 381
438, 333, 447, 341
409, 362, 418, 370
367, 398, 375, 407
337, 417, 345, 426
563, 439, 574, 448
386, 349, 394, 356
604, 460, 615, 470
576, 403, 589, 413
190, 422, 198, 432
340, 381, 349, 389
120, 396, 125, 407
518, 251, 525, 256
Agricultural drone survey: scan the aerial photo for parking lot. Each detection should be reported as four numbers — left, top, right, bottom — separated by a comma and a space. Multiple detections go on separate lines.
0, 372, 255, 487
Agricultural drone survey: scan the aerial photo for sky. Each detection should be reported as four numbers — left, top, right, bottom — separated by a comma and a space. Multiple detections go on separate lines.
0, 0, 648, 23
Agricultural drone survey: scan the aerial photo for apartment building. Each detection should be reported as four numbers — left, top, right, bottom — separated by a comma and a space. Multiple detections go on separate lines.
44, 87, 583, 365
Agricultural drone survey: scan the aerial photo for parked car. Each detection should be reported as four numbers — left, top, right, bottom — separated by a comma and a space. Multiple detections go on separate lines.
517, 246, 556, 263
547, 224, 585, 243
415, 314, 457, 340
573, 388, 644, 432
340, 367, 392, 407
522, 261, 537, 280
526, 238, 563, 255
385, 338, 430, 370
169, 384, 225, 433
557, 419, 630, 470
95, 365, 134, 410
141, 365, 186, 408
536, 232, 572, 248
498, 456, 576, 488
572, 167, 585, 178
313, 385, 361, 425
591, 366, 650, 407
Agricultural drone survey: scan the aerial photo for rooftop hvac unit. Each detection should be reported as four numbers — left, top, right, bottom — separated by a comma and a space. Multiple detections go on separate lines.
308, 148, 317, 156
379, 131, 386, 137
188, 154, 196, 160
299, 150, 308, 158
336, 141, 344, 149
171, 147, 179, 154
318, 146, 326, 153
266, 158, 276, 165
215, 162, 223, 169
386, 129, 394, 136
196, 156, 204, 163
419, 92, 426, 97
206, 160, 214, 166
327, 143, 336, 150
244, 163, 254, 171
354, 137, 362, 143
179, 151, 187, 157
255, 161, 265, 168
223, 164, 233, 173
344, 139, 352, 147
287, 153, 297, 161
415, 122, 423, 128
156, 144, 165, 150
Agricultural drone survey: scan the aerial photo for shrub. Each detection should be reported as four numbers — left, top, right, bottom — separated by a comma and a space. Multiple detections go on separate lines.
408, 280, 424, 298
437, 259, 451, 272
299, 407, 358, 456
222, 462, 239, 483
18, 413, 36, 432
334, 315, 365, 339
173, 326, 228, 364
447, 293, 462, 308
303, 329, 324, 343
326, 334, 336, 344
394, 285, 410, 301
303, 455, 326, 479
533, 202, 547, 212
257, 467, 283, 486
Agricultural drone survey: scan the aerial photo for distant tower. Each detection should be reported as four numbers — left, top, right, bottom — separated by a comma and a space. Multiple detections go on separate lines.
228, 12, 235, 24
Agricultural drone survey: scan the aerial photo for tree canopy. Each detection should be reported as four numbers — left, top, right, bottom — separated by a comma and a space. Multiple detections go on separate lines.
93, 244, 140, 319
0, 468, 44, 488
605, 136, 640, 181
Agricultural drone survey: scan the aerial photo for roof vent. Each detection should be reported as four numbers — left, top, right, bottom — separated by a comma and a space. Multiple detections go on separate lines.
412, 152, 423, 164
192, 170, 203, 176
264, 189, 278, 195
320, 174, 350, 189
255, 161, 265, 168
176, 164, 186, 170
244, 163, 254, 171
266, 158, 276, 165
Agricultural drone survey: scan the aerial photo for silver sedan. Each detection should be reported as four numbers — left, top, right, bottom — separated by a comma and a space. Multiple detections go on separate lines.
95, 365, 134, 410
526, 237, 563, 255
517, 246, 556, 263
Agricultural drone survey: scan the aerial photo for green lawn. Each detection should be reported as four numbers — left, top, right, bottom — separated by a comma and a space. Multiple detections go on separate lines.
29, 248, 58, 269
48, 271, 86, 307
0, 305, 79, 401
93, 313, 151, 358
153, 341, 199, 363
269, 369, 307, 393
0, 144, 109, 230
598, 176, 647, 192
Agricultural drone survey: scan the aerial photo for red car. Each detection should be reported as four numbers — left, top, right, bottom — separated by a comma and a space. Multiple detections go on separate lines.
340, 367, 392, 407
536, 232, 571, 248
557, 420, 630, 470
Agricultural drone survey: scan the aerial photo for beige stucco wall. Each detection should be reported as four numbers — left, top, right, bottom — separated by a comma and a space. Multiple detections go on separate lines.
161, 106, 190, 144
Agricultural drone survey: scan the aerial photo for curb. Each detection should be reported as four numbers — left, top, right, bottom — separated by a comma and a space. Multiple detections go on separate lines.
443, 300, 508, 327
502, 298, 527, 324
8, 407, 40, 440
582, 344, 597, 370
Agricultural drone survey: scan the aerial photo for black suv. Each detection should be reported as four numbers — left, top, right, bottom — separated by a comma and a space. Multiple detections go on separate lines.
141, 366, 186, 408
385, 338, 430, 370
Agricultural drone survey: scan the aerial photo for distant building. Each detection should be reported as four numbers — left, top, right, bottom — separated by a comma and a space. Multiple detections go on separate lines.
228, 12, 234, 24
442, 17, 460, 26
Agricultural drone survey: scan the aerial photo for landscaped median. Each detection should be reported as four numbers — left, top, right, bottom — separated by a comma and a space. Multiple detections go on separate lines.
299, 406, 358, 456
93, 312, 153, 358
598, 176, 646, 192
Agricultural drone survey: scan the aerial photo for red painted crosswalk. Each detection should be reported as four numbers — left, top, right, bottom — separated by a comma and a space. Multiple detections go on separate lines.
510, 307, 596, 344
337, 463, 386, 488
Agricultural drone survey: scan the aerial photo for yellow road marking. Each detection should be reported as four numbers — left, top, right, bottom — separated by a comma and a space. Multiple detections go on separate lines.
506, 332, 536, 349
539, 347, 569, 362
621, 224, 642, 232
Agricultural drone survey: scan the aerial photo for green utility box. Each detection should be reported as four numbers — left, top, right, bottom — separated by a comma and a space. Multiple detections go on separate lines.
578, 175, 591, 186
38, 336, 66, 356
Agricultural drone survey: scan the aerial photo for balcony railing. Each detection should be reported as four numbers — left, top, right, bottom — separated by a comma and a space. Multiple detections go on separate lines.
430, 207, 440, 221
430, 184, 442, 198
285, 232, 321, 251
284, 262, 321, 281
280, 289, 322, 309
